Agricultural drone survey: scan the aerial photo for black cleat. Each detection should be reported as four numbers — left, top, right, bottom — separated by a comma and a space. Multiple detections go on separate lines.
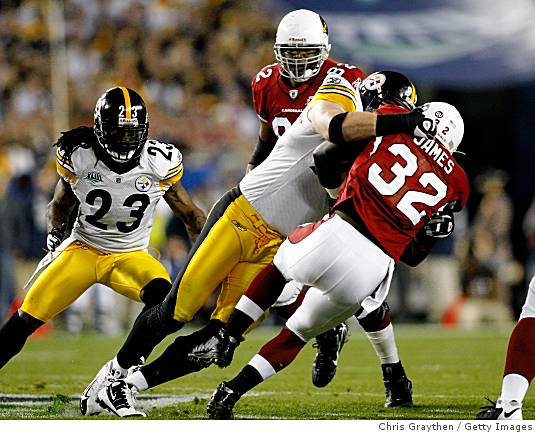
213, 327, 240, 367
188, 327, 240, 368
207, 382, 241, 419
476, 398, 522, 420
312, 322, 348, 387
383, 363, 413, 408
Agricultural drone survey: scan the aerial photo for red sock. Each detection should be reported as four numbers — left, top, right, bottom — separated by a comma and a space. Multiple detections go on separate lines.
504, 317, 535, 383
258, 327, 306, 372
245, 264, 288, 311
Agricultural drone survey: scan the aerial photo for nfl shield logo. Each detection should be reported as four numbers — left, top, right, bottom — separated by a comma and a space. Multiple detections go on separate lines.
289, 89, 298, 99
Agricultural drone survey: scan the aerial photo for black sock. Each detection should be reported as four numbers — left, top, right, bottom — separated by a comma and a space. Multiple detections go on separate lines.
0, 312, 42, 369
226, 309, 254, 340
117, 304, 183, 368
382, 361, 406, 381
142, 321, 223, 388
227, 365, 263, 395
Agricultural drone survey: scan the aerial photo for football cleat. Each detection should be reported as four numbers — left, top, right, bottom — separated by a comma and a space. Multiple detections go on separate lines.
312, 322, 348, 387
207, 382, 241, 419
97, 379, 146, 417
476, 398, 522, 420
383, 364, 413, 408
188, 327, 240, 368
80, 359, 125, 416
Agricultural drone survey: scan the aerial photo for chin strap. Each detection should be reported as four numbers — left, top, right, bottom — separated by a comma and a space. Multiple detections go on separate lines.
92, 141, 140, 174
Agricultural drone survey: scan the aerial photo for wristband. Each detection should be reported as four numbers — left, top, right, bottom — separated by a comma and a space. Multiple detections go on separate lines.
328, 112, 348, 145
375, 114, 409, 137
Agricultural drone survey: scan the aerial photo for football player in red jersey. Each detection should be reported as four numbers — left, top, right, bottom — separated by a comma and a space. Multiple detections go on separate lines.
86, 13, 429, 418
207, 73, 469, 419
248, 10, 413, 403
476, 274, 535, 421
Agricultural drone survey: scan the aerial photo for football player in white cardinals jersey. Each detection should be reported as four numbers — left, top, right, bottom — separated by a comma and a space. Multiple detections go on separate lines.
476, 275, 535, 420
0, 87, 206, 416
90, 63, 428, 418
247, 9, 414, 401
207, 84, 469, 419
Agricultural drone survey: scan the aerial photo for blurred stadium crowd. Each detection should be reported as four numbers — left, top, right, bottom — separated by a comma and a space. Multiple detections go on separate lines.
0, 0, 533, 333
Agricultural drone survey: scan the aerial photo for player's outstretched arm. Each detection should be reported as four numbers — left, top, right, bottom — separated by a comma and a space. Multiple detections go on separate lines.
309, 100, 428, 144
308, 100, 377, 142
46, 179, 78, 249
163, 182, 206, 243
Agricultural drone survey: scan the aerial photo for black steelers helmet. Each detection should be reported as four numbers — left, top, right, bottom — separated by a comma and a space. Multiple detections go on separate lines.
94, 86, 148, 162
359, 71, 417, 112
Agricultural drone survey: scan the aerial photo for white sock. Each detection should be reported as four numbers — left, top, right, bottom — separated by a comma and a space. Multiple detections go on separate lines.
125, 371, 149, 391
365, 323, 400, 364
112, 357, 128, 376
500, 373, 529, 404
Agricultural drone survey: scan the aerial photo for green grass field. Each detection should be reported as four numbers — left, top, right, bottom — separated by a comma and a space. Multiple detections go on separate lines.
0, 323, 530, 420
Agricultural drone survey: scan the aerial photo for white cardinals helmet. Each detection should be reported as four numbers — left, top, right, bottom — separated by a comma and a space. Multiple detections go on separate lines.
274, 9, 331, 82
421, 102, 464, 153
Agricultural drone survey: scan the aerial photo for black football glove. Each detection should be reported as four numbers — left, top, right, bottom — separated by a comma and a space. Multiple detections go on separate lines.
424, 209, 454, 239
47, 225, 66, 251
376, 108, 437, 140
411, 108, 437, 140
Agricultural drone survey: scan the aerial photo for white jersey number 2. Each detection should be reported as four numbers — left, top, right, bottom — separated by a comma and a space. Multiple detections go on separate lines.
367, 141, 447, 225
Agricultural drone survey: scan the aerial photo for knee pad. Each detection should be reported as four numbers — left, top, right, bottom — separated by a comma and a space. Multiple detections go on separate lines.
357, 302, 391, 332
140, 278, 172, 306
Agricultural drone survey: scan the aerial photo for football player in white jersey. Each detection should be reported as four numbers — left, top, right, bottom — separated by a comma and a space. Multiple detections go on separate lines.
90, 69, 429, 417
0, 87, 206, 416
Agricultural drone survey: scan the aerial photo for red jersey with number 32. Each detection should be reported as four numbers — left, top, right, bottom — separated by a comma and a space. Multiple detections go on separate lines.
334, 105, 470, 262
252, 59, 365, 137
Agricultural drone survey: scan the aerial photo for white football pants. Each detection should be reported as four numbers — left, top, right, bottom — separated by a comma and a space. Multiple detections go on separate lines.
274, 214, 394, 341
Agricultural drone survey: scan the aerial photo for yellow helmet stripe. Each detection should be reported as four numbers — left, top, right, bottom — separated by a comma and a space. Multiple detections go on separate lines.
410, 82, 417, 104
120, 86, 132, 119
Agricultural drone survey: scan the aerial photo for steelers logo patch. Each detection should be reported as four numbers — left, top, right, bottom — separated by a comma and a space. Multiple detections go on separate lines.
135, 176, 152, 192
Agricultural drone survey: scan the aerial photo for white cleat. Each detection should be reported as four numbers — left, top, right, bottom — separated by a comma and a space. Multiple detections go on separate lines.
97, 379, 146, 418
80, 360, 125, 416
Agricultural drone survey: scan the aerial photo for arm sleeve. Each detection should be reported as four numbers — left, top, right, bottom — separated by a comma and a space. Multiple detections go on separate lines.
249, 136, 275, 166
399, 229, 437, 267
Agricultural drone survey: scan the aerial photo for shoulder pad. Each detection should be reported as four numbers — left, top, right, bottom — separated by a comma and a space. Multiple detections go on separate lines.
311, 74, 363, 112
322, 61, 365, 89
252, 63, 278, 87
143, 140, 183, 180
251, 64, 279, 123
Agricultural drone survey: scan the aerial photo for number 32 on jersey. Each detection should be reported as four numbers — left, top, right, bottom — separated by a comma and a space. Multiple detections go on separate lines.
368, 139, 447, 225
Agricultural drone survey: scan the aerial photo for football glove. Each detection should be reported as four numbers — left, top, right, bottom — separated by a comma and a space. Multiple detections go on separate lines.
413, 108, 437, 141
424, 210, 454, 239
47, 226, 66, 251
